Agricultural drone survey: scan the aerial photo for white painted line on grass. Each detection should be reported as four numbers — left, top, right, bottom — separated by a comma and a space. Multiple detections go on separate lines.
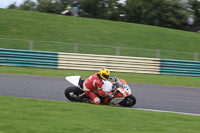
0, 73, 58, 78
133, 108, 200, 116
132, 83, 200, 89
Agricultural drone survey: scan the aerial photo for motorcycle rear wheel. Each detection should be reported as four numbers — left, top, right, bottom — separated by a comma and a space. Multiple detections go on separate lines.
64, 86, 83, 102
118, 94, 136, 107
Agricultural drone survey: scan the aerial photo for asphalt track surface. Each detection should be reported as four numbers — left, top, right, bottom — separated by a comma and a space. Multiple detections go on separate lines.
1, 74, 200, 115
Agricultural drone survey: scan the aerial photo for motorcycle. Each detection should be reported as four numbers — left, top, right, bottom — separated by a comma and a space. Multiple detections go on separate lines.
64, 76, 136, 107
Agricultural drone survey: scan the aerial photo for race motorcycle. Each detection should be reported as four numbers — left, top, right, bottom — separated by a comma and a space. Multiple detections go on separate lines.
64, 76, 136, 107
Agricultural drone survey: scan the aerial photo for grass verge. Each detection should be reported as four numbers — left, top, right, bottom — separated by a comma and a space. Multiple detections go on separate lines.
0, 96, 200, 133
1, 65, 200, 88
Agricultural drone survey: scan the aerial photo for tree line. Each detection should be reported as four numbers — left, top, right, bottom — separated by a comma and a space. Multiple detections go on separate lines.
8, 0, 200, 31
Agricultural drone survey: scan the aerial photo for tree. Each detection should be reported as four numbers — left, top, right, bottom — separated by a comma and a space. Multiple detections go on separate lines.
8, 2, 17, 9
18, 0, 37, 11
107, 0, 125, 21
123, 0, 188, 29
79, 0, 122, 20
36, 0, 56, 13
7, 0, 69, 14
60, 0, 72, 11
187, 0, 200, 26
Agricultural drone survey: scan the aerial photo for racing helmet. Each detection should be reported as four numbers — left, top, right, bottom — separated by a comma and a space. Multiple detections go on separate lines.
99, 68, 110, 80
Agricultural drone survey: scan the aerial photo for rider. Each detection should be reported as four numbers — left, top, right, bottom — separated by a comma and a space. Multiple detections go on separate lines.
83, 68, 115, 104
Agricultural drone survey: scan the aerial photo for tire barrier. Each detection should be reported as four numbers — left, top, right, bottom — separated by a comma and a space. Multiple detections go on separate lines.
0, 48, 58, 68
160, 59, 200, 76
58, 52, 160, 74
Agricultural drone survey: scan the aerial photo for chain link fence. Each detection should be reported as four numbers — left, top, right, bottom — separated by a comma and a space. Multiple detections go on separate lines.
0, 38, 199, 61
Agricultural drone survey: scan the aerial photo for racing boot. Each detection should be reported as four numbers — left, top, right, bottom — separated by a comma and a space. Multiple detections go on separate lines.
83, 98, 92, 103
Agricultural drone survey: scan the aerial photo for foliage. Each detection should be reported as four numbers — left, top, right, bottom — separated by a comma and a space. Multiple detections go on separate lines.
8, 0, 72, 13
187, 0, 200, 26
79, 0, 123, 20
123, 0, 188, 29
18, 0, 37, 11
8, 2, 17, 9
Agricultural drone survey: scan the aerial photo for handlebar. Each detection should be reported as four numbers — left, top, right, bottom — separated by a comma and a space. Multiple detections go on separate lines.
109, 76, 120, 83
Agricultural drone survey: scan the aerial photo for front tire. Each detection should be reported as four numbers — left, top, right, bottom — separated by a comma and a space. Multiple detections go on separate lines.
118, 94, 136, 107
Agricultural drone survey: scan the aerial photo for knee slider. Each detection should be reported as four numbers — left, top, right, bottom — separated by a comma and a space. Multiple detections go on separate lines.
93, 97, 101, 104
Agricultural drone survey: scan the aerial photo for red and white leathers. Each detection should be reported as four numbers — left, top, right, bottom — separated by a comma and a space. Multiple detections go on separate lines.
83, 73, 107, 104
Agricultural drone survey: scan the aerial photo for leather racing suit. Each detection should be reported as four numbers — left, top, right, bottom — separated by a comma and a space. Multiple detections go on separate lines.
83, 73, 107, 104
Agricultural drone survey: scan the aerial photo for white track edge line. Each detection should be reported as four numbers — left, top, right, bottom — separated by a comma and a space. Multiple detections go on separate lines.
132, 108, 200, 116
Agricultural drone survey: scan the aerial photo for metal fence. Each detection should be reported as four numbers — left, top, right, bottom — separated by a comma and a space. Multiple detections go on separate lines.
0, 38, 199, 61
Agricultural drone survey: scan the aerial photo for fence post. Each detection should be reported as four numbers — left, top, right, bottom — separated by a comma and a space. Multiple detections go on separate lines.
156, 49, 160, 58
29, 40, 33, 50
116, 46, 120, 56
194, 53, 198, 61
74, 43, 78, 53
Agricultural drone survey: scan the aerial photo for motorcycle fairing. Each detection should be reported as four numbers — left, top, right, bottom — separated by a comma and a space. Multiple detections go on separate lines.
65, 76, 82, 88
109, 97, 124, 104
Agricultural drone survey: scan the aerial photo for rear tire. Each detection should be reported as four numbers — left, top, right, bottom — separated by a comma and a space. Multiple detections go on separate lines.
118, 94, 136, 107
64, 86, 83, 102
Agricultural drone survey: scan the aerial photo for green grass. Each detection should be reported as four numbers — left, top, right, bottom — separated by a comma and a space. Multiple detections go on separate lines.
1, 65, 200, 88
1, 9, 200, 60
0, 97, 200, 133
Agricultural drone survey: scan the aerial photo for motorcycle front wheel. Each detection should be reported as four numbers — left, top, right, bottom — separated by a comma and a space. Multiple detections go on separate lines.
118, 94, 136, 107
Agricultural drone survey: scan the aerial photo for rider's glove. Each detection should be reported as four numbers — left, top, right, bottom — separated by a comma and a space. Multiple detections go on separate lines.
109, 76, 113, 80
109, 76, 117, 81
107, 93, 114, 99
113, 77, 119, 82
